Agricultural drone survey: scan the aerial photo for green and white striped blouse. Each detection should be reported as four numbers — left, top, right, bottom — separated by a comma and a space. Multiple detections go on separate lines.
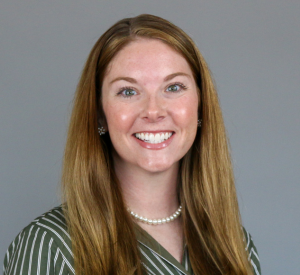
3, 206, 261, 275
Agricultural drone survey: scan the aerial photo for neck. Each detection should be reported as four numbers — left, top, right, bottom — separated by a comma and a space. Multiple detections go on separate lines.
114, 159, 180, 220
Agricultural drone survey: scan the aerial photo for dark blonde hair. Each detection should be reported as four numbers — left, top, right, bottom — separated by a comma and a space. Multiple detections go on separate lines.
62, 14, 253, 274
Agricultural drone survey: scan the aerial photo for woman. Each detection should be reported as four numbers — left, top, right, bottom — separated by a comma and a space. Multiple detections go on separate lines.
3, 14, 261, 275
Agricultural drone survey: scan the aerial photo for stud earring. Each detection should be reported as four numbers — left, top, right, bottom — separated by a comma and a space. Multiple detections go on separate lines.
98, 126, 106, 135
197, 119, 202, 127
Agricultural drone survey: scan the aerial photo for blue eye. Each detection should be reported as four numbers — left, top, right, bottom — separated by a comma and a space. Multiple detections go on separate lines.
119, 87, 137, 97
166, 83, 187, 92
124, 89, 136, 96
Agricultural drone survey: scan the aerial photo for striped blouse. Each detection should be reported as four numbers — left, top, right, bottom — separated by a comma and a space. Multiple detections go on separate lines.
3, 206, 261, 275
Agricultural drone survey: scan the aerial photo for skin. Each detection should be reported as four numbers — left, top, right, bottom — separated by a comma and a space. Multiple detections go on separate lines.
101, 38, 199, 262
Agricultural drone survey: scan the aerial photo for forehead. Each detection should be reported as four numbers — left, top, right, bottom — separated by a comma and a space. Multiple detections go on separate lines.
104, 38, 194, 80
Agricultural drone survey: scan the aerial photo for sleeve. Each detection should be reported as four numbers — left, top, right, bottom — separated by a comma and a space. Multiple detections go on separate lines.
243, 228, 261, 275
3, 224, 73, 275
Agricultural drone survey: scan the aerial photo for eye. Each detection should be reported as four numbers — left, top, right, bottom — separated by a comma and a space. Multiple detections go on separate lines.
166, 83, 187, 93
118, 87, 137, 97
123, 88, 136, 96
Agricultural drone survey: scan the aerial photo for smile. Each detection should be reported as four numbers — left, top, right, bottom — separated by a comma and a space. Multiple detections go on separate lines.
134, 132, 173, 144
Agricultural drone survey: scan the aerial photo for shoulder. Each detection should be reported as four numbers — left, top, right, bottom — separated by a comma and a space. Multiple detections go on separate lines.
243, 228, 261, 275
3, 206, 74, 275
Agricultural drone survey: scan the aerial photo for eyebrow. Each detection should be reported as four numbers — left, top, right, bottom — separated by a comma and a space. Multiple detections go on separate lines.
109, 77, 137, 84
109, 72, 191, 85
163, 72, 191, 81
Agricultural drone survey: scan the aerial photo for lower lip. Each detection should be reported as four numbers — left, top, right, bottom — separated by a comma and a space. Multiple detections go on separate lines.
134, 134, 175, 150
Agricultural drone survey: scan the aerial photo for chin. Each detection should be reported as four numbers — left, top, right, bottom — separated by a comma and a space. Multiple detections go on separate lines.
139, 160, 178, 174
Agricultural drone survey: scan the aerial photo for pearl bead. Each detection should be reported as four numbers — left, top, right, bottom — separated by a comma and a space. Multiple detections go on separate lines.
128, 205, 182, 225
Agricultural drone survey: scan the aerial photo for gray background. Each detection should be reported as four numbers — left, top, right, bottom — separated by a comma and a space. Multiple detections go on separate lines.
1, 1, 299, 274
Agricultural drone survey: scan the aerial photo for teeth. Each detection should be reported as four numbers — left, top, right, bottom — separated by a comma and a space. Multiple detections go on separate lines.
134, 132, 173, 144
149, 133, 154, 143
154, 133, 160, 143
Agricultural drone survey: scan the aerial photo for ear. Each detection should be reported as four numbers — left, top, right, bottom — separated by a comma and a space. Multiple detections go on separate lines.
98, 116, 107, 131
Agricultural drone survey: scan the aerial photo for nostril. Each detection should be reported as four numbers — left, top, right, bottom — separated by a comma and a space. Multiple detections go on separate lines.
142, 115, 165, 123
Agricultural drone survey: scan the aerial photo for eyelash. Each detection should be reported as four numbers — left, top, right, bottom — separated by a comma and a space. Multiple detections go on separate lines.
166, 82, 188, 92
117, 86, 137, 98
116, 82, 188, 98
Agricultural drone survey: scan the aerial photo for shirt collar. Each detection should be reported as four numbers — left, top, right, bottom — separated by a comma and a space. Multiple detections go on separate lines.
134, 224, 193, 275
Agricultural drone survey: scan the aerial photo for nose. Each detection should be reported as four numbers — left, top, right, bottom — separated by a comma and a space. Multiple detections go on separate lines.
141, 94, 166, 122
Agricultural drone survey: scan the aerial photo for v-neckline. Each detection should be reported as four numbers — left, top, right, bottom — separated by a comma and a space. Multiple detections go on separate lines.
134, 224, 193, 275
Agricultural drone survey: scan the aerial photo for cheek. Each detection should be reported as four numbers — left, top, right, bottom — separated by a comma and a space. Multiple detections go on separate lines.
172, 96, 198, 128
104, 104, 136, 133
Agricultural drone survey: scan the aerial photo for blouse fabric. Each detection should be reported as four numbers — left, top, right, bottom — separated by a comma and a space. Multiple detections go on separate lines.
3, 206, 261, 275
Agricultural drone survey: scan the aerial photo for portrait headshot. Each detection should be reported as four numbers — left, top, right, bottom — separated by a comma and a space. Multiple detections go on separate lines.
1, 1, 299, 275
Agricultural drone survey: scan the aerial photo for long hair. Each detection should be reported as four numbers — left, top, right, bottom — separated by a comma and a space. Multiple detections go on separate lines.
62, 14, 253, 274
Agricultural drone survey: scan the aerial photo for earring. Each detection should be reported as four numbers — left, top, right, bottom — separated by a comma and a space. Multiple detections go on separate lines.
98, 126, 106, 135
197, 119, 202, 127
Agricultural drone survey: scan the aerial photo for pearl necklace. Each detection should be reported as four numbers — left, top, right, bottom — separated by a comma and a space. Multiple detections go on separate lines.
129, 205, 182, 225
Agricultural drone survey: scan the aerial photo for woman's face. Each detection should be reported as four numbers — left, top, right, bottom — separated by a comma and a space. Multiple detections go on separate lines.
101, 38, 199, 174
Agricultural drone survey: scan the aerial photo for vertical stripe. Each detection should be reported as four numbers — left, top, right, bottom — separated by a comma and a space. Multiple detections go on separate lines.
19, 225, 34, 275
58, 260, 65, 275
53, 248, 60, 270
184, 249, 188, 271
10, 243, 14, 260
28, 227, 40, 275
246, 231, 250, 251
12, 233, 25, 275
5, 231, 22, 275
36, 223, 72, 255
46, 238, 54, 275
4, 249, 10, 274
37, 231, 47, 275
